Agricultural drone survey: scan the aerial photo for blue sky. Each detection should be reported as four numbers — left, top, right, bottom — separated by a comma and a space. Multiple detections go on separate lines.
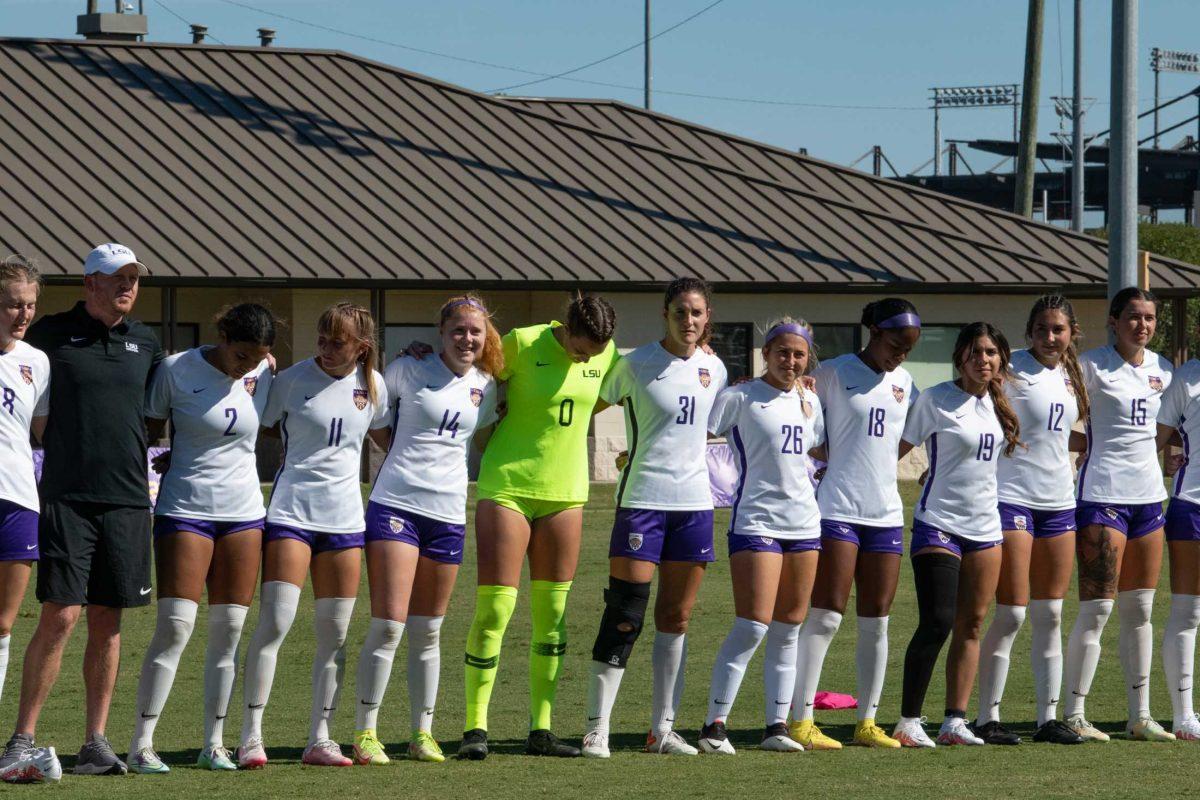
6, 1, 1200, 184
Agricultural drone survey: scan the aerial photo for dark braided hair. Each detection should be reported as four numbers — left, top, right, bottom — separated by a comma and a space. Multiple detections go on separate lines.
566, 292, 616, 344
1025, 295, 1089, 421
663, 276, 713, 345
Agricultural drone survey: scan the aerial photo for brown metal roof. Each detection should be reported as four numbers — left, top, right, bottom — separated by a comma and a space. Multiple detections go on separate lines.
1, 38, 1195, 292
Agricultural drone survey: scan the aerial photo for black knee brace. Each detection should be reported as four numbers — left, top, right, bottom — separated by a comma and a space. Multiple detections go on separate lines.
591, 577, 651, 667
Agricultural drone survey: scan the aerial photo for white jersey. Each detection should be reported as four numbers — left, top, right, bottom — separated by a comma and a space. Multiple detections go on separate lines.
263, 359, 388, 534
709, 379, 825, 540
369, 355, 498, 524
0, 341, 49, 512
996, 349, 1079, 510
903, 381, 1004, 541
146, 347, 273, 521
1157, 358, 1200, 506
813, 353, 917, 527
602, 342, 727, 510
1077, 345, 1173, 504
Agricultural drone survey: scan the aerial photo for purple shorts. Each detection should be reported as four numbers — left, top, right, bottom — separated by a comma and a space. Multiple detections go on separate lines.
1165, 499, 1200, 542
997, 503, 1076, 539
364, 501, 466, 564
820, 520, 904, 555
1075, 501, 1165, 540
911, 519, 1001, 558
0, 500, 39, 561
609, 508, 715, 564
264, 523, 365, 553
728, 532, 820, 556
153, 515, 265, 540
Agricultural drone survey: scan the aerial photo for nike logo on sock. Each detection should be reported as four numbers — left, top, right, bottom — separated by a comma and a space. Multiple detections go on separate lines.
775, 699, 790, 706
805, 702, 814, 708
323, 706, 336, 712
712, 699, 729, 706
587, 716, 602, 722
1133, 682, 1147, 689
361, 700, 379, 706
1180, 687, 1193, 693
248, 703, 265, 709
140, 713, 158, 719
215, 715, 226, 720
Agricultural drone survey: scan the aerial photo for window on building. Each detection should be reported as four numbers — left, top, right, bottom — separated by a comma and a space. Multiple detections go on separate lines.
384, 324, 438, 363
708, 322, 753, 383
146, 322, 200, 352
811, 324, 861, 361
906, 324, 963, 390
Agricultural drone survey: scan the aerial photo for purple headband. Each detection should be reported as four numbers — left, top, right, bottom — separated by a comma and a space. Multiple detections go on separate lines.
875, 312, 921, 330
441, 297, 487, 316
764, 322, 813, 348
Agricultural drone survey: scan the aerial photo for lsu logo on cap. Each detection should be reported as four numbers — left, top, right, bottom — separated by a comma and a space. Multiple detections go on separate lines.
19, 365, 33, 385
1148, 375, 1164, 392
353, 388, 369, 410
388, 516, 404, 534
470, 387, 484, 407
1013, 515, 1028, 532
698, 367, 711, 388
243, 376, 258, 396
892, 384, 905, 403
627, 532, 644, 552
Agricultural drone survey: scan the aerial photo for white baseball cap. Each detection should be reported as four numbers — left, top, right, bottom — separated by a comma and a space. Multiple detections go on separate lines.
83, 243, 150, 276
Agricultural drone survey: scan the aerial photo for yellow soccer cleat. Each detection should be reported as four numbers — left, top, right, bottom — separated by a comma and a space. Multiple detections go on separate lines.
853, 719, 901, 749
352, 729, 390, 766
408, 731, 446, 763
1127, 717, 1176, 742
788, 719, 843, 751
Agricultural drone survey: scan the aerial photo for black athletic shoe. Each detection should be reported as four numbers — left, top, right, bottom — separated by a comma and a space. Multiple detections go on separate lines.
525, 729, 581, 757
1033, 719, 1086, 745
457, 729, 488, 760
971, 720, 1021, 745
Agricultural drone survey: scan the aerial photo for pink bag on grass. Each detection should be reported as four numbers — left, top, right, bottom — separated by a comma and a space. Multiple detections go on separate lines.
813, 691, 857, 710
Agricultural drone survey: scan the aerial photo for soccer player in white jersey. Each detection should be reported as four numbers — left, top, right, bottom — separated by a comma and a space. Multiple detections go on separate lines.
972, 296, 1087, 746
237, 303, 390, 768
893, 322, 1021, 748
127, 304, 276, 774
583, 277, 727, 758
0, 256, 55, 785
696, 317, 824, 756
1156, 325, 1200, 741
352, 296, 500, 766
1064, 287, 1175, 742
791, 298, 919, 751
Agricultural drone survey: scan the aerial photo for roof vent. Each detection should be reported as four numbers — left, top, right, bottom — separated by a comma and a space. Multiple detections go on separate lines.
77, 0, 148, 41
257, 28, 275, 47
190, 24, 207, 44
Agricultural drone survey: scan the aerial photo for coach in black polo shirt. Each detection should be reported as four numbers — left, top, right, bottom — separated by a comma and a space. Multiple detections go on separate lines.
2, 244, 162, 777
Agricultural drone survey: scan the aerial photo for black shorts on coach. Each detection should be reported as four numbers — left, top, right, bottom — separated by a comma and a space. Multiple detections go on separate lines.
36, 500, 152, 608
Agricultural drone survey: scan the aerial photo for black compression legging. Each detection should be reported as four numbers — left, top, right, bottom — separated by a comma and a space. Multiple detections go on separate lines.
901, 552, 961, 719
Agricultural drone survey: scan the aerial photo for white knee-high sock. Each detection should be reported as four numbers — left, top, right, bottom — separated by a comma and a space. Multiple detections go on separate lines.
310, 597, 356, 746
241, 581, 301, 743
651, 632, 686, 736
1028, 599, 1064, 726
703, 618, 767, 726
407, 615, 443, 734
355, 617, 405, 731
1163, 594, 1200, 728
855, 616, 889, 722
0, 633, 9, 706
1064, 598, 1113, 718
586, 662, 625, 735
977, 604, 1027, 725
1118, 589, 1156, 720
791, 608, 842, 723
763, 621, 800, 726
130, 597, 198, 753
204, 603, 249, 749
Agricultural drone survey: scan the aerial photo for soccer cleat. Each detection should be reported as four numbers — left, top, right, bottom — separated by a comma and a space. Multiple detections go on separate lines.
1127, 716, 1176, 742
1031, 720, 1084, 744
788, 719, 842, 751
302, 739, 353, 766
74, 735, 128, 775
0, 734, 36, 773
526, 729, 581, 757
408, 731, 445, 763
581, 730, 610, 759
759, 722, 802, 753
128, 747, 170, 774
457, 729, 488, 761
0, 746, 62, 784
643, 729, 697, 755
1064, 715, 1110, 742
892, 717, 936, 748
698, 721, 736, 755
197, 746, 238, 770
971, 720, 1021, 745
853, 719, 901, 749
236, 737, 268, 769
1175, 714, 1200, 741
937, 717, 984, 746
352, 729, 389, 766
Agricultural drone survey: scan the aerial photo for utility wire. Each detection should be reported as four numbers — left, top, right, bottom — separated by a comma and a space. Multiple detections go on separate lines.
153, 0, 227, 45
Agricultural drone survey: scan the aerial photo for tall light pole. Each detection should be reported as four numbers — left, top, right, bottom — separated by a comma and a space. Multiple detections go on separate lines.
930, 85, 1019, 176
1109, 0, 1138, 299
1071, 0, 1085, 231
1150, 47, 1200, 148
1015, 0, 1045, 217
644, 0, 652, 110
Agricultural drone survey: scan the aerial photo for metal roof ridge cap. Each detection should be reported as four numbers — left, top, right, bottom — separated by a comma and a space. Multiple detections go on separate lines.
0, 36, 345, 57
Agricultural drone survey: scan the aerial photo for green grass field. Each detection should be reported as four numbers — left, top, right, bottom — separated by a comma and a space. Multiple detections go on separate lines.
1, 483, 1195, 799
